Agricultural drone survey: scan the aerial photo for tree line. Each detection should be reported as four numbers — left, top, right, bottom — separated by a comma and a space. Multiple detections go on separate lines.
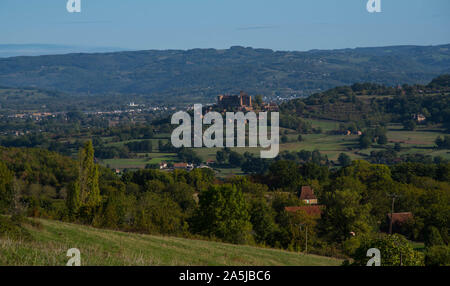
0, 143, 449, 265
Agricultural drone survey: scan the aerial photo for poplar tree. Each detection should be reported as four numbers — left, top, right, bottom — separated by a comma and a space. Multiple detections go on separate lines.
66, 140, 101, 218
78, 140, 101, 207
66, 182, 80, 218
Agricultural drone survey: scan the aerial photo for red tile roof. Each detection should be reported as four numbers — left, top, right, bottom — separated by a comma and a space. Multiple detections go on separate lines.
173, 163, 188, 168
299, 186, 317, 200
285, 205, 323, 217
387, 212, 413, 224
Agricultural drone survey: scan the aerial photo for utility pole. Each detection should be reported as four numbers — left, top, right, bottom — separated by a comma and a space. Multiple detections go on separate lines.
305, 226, 308, 254
388, 193, 397, 235
298, 224, 308, 254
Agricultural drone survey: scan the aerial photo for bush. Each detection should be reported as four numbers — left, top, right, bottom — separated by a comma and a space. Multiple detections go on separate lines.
0, 216, 33, 241
351, 234, 424, 266
338, 153, 351, 167
403, 120, 416, 131
425, 226, 445, 247
425, 245, 450, 266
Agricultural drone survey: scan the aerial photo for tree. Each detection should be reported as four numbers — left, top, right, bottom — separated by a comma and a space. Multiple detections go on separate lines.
216, 150, 227, 164
425, 245, 450, 266
254, 95, 263, 107
230, 176, 268, 195
134, 192, 184, 234
0, 161, 13, 213
424, 226, 445, 247
228, 151, 244, 167
435, 135, 450, 149
286, 209, 318, 252
178, 148, 202, 165
436, 135, 444, 145
193, 184, 253, 244
249, 198, 278, 245
93, 187, 130, 229
163, 182, 196, 212
78, 141, 101, 207
352, 234, 424, 266
66, 182, 81, 218
338, 153, 351, 167
320, 184, 372, 243
403, 120, 416, 131
241, 156, 270, 175
67, 141, 101, 219
359, 135, 372, 149
268, 160, 301, 190
378, 134, 388, 145
142, 126, 154, 139
126, 140, 153, 152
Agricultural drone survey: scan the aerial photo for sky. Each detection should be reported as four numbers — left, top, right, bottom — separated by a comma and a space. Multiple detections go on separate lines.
1, 0, 449, 51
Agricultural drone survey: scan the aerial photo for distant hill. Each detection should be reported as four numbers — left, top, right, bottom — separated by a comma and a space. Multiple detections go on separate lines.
0, 44, 125, 58
0, 44, 449, 104
280, 75, 450, 129
0, 86, 132, 113
0, 86, 66, 112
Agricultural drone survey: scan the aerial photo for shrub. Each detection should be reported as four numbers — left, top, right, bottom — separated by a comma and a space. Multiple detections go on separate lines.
351, 234, 424, 266
425, 245, 450, 266
0, 216, 33, 241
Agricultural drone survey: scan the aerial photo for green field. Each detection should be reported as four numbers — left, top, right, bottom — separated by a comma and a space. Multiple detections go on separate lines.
306, 118, 341, 132
194, 147, 261, 161
387, 124, 445, 146
386, 125, 449, 159
98, 119, 449, 174
106, 138, 170, 148
280, 133, 362, 161
279, 121, 449, 161
213, 167, 246, 178
0, 219, 343, 266
101, 153, 177, 169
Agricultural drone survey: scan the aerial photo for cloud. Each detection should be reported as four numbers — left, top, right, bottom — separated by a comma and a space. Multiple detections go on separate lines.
236, 25, 278, 31
52, 20, 112, 25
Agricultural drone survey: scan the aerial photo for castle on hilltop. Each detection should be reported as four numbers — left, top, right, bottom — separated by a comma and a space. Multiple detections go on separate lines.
216, 91, 278, 112
217, 91, 252, 111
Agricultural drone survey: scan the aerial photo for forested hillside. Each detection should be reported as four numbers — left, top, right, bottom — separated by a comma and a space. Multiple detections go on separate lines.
0, 45, 449, 104
280, 74, 450, 130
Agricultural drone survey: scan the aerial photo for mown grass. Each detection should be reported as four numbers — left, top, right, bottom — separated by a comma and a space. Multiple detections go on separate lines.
0, 219, 342, 266
387, 125, 446, 146
279, 133, 363, 161
101, 153, 177, 169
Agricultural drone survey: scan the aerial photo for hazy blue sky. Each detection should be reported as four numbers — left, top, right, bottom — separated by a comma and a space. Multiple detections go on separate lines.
1, 0, 449, 51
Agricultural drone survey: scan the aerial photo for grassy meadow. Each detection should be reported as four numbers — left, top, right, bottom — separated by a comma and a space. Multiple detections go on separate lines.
97, 118, 449, 174
0, 219, 343, 266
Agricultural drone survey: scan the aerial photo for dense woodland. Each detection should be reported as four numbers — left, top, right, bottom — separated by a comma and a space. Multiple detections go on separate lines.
0, 142, 449, 266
